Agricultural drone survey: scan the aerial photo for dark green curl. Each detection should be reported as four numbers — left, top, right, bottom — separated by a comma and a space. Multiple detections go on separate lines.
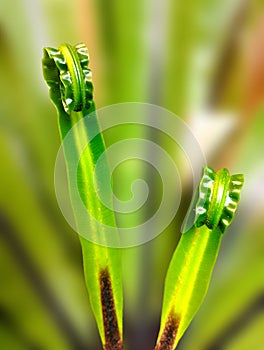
194, 167, 244, 233
42, 43, 93, 114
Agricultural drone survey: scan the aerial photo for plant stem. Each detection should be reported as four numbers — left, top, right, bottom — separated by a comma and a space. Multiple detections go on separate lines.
42, 43, 123, 350
155, 167, 244, 350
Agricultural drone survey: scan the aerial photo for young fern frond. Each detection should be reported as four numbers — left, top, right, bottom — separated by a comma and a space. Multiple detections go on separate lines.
42, 43, 123, 350
155, 166, 244, 350
42, 42, 244, 350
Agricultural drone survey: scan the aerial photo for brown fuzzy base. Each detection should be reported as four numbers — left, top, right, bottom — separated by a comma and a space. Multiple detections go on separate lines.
100, 268, 123, 350
155, 312, 180, 350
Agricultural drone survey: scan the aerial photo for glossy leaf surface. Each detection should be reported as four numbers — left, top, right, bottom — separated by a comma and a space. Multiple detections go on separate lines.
155, 167, 244, 349
42, 43, 123, 350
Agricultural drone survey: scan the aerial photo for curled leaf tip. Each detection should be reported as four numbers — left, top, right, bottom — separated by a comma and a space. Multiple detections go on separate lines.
42, 43, 93, 114
194, 166, 244, 233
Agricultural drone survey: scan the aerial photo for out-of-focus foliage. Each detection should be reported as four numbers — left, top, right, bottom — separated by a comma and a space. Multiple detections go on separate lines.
0, 0, 263, 349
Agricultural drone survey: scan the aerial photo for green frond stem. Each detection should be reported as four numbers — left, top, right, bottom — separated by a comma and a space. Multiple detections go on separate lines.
155, 167, 244, 350
42, 43, 123, 350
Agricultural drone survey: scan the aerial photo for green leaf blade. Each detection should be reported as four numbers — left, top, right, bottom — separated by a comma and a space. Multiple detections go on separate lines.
155, 167, 244, 349
42, 43, 123, 350
156, 225, 222, 349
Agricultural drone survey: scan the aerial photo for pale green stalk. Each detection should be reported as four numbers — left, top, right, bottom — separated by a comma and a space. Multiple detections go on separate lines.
155, 167, 244, 349
42, 43, 123, 350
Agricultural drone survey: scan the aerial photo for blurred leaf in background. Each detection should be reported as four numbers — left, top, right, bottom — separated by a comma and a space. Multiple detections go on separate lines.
0, 0, 264, 349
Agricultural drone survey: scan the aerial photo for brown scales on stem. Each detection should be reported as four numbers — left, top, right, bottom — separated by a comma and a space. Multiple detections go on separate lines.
100, 268, 123, 350
155, 312, 180, 350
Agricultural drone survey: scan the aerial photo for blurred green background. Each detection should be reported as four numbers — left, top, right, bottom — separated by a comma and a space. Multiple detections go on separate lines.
0, 0, 264, 349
